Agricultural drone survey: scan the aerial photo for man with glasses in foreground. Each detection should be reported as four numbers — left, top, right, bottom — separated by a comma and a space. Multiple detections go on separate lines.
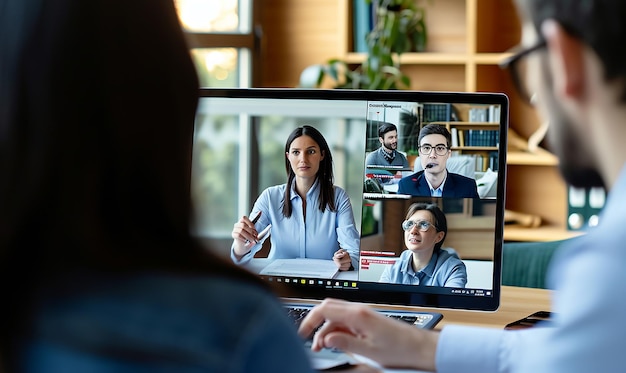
299, 0, 626, 371
397, 123, 479, 198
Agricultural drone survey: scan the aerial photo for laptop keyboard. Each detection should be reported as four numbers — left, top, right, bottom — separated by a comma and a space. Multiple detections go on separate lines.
285, 305, 438, 330
285, 304, 441, 370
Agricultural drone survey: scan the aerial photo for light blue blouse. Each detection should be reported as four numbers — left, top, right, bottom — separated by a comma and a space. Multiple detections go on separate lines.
231, 180, 360, 270
379, 248, 467, 287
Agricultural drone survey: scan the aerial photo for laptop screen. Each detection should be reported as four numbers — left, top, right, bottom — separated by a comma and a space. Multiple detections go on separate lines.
192, 88, 507, 311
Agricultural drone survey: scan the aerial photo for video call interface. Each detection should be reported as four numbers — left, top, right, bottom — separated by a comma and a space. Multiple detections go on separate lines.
191, 94, 503, 302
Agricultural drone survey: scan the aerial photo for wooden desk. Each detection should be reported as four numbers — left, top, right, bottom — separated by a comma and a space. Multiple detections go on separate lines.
370, 286, 552, 329
432, 285, 552, 329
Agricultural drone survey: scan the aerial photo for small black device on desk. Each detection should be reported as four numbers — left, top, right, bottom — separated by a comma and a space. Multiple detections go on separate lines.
504, 311, 552, 330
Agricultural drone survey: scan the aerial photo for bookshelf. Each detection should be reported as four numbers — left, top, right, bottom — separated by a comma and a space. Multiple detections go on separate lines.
259, 0, 581, 242
427, 103, 501, 173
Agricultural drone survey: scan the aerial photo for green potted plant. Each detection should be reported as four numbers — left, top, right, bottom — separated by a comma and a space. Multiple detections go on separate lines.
300, 0, 429, 90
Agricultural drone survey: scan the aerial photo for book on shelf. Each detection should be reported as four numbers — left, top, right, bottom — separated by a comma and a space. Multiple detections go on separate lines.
470, 153, 494, 173
352, 0, 371, 53
352, 0, 378, 53
458, 129, 465, 147
423, 103, 453, 122
451, 128, 499, 148
468, 105, 501, 123
450, 127, 459, 148
488, 151, 499, 171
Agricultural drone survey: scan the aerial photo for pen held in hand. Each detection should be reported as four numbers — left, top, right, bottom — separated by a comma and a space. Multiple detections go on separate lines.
245, 211, 262, 245
251, 211, 261, 225
257, 224, 271, 240
245, 224, 271, 246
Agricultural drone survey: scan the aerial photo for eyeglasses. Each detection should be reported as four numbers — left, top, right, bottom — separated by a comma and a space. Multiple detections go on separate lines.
402, 219, 436, 232
499, 39, 547, 105
419, 144, 449, 156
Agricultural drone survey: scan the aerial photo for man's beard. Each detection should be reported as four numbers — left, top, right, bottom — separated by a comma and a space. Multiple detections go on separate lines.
550, 133, 604, 188
383, 140, 397, 151
543, 95, 605, 189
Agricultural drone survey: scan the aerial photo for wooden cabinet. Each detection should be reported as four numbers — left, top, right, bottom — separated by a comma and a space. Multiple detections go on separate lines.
259, 0, 582, 242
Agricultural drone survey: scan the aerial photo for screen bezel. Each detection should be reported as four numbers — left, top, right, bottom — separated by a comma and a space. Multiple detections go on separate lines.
195, 87, 508, 312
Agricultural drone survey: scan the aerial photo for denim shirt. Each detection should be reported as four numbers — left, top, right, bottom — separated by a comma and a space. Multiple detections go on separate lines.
20, 273, 315, 373
379, 248, 468, 287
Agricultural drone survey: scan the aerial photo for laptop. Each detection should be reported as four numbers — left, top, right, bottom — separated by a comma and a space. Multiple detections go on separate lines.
191, 88, 508, 369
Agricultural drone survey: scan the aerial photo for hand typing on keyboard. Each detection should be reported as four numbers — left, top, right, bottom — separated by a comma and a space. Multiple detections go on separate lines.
297, 298, 440, 372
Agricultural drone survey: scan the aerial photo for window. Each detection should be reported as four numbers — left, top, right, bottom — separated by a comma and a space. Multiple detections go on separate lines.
174, 0, 257, 87
191, 96, 367, 252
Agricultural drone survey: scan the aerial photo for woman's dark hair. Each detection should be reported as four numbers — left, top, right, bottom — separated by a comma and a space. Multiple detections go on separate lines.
282, 125, 336, 217
0, 0, 265, 366
418, 123, 452, 148
404, 202, 448, 251
515, 0, 626, 101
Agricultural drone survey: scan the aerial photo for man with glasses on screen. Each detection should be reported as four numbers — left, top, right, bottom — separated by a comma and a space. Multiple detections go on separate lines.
397, 124, 479, 198
299, 0, 626, 372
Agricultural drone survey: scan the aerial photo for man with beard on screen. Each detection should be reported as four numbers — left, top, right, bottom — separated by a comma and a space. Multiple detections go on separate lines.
364, 122, 409, 185
299, 0, 626, 372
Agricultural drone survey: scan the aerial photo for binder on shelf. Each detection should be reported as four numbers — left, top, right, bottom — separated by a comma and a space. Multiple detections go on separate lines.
423, 103, 452, 123
469, 105, 501, 123
352, 0, 372, 53
450, 127, 459, 148
567, 186, 606, 230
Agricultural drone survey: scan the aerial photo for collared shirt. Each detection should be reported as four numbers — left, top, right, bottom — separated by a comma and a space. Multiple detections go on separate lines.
364, 147, 409, 168
364, 147, 410, 185
378, 248, 467, 287
426, 171, 447, 197
436, 166, 626, 373
231, 179, 360, 270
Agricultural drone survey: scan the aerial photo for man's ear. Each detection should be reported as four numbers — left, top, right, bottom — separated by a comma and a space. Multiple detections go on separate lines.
542, 20, 585, 101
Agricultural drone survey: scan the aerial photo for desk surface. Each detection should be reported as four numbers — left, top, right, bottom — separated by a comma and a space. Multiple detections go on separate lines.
365, 285, 551, 329
433, 285, 552, 329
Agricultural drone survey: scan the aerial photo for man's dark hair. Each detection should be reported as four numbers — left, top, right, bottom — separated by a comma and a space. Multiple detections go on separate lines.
404, 203, 448, 251
418, 123, 452, 147
378, 122, 398, 138
516, 0, 626, 101
283, 125, 336, 217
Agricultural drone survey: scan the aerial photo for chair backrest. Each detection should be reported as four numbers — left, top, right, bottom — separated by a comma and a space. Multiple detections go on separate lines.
501, 239, 569, 289
414, 154, 476, 179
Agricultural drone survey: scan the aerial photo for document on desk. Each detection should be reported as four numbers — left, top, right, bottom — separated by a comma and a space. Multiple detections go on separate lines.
259, 258, 339, 278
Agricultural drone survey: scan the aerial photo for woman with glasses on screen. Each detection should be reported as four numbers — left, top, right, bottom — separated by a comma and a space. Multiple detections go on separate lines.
231, 125, 360, 271
379, 203, 467, 287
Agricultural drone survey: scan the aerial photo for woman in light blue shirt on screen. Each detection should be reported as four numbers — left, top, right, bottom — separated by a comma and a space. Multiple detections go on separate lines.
231, 125, 360, 271
379, 202, 467, 287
